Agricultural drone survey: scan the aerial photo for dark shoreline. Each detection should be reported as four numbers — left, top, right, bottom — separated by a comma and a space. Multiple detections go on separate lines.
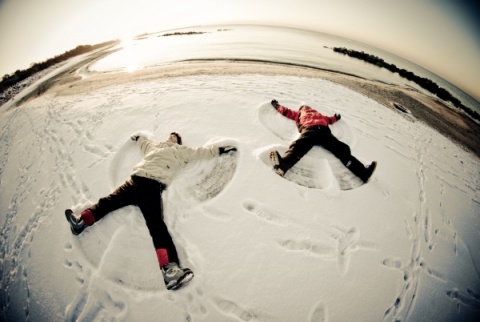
332, 47, 480, 123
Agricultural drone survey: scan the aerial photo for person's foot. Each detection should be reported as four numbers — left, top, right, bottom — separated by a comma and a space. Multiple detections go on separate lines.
269, 150, 285, 176
273, 166, 285, 176
65, 209, 86, 235
161, 262, 194, 290
362, 161, 377, 183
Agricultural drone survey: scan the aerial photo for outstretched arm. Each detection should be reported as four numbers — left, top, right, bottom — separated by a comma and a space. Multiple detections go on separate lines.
178, 145, 220, 163
131, 135, 154, 155
179, 144, 238, 163
325, 113, 341, 125
271, 99, 298, 121
271, 99, 280, 109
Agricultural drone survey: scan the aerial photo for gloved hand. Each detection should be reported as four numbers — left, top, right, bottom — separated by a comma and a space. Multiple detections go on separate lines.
131, 135, 140, 141
219, 146, 237, 155
334, 113, 341, 121
271, 99, 279, 109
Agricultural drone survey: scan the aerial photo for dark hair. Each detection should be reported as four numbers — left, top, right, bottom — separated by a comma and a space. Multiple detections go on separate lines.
171, 132, 182, 145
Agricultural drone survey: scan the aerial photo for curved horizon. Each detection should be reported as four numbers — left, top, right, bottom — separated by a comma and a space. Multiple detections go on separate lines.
0, 0, 479, 101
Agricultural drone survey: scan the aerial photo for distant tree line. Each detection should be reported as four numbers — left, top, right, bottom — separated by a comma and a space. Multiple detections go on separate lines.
333, 47, 479, 122
1, 40, 117, 94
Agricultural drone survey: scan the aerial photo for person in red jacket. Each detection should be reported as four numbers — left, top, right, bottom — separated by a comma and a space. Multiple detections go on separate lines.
269, 99, 377, 183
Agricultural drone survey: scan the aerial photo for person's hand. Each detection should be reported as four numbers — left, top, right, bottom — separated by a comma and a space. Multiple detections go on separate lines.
271, 99, 279, 109
131, 135, 140, 141
219, 146, 237, 155
334, 113, 341, 121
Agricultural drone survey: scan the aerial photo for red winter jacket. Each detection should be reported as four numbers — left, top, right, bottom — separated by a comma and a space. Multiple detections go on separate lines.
276, 105, 337, 132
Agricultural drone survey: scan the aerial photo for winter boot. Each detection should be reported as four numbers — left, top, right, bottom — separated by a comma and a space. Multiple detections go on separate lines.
362, 161, 377, 183
65, 209, 86, 235
161, 262, 194, 290
346, 157, 377, 183
269, 150, 285, 176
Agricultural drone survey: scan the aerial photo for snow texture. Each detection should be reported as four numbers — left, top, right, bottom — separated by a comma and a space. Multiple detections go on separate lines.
1, 72, 479, 322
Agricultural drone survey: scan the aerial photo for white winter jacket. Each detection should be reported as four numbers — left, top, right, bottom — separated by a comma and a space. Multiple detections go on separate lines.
131, 137, 219, 186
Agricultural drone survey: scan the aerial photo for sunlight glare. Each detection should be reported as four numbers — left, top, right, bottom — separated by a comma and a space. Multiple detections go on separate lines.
120, 35, 138, 72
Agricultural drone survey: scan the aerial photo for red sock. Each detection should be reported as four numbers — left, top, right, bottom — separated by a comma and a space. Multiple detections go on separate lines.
156, 248, 169, 268
81, 209, 95, 226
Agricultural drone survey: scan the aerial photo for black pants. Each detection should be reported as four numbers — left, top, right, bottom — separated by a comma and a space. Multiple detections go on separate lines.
281, 126, 367, 179
89, 175, 179, 264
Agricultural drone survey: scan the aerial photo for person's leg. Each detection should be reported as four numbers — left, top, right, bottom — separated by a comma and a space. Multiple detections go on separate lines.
66, 179, 135, 234
319, 133, 376, 182
318, 131, 352, 165
347, 157, 377, 183
278, 130, 317, 173
132, 176, 193, 290
87, 179, 136, 223
132, 176, 179, 266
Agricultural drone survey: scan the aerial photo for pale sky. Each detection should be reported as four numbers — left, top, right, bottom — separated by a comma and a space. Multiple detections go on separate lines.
1, 0, 479, 100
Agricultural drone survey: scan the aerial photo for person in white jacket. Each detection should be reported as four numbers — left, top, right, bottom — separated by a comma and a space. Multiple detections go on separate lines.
65, 132, 236, 290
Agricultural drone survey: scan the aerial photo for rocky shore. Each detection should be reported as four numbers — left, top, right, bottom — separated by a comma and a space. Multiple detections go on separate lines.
0, 63, 66, 106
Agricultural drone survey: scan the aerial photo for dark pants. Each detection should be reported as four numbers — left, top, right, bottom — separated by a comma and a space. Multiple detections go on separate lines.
281, 126, 367, 179
88, 175, 179, 264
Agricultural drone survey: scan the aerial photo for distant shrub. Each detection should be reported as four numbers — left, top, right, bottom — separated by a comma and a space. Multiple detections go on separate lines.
161, 31, 207, 37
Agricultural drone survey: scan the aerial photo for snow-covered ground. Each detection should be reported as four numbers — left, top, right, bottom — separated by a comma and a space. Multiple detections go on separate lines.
1, 71, 479, 321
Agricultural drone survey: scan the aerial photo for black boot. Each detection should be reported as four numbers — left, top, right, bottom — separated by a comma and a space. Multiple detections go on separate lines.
363, 161, 377, 183
346, 157, 377, 183
65, 209, 86, 235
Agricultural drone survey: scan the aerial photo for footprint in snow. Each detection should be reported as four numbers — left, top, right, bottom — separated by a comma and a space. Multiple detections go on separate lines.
216, 299, 256, 321
242, 198, 290, 226
310, 301, 328, 322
